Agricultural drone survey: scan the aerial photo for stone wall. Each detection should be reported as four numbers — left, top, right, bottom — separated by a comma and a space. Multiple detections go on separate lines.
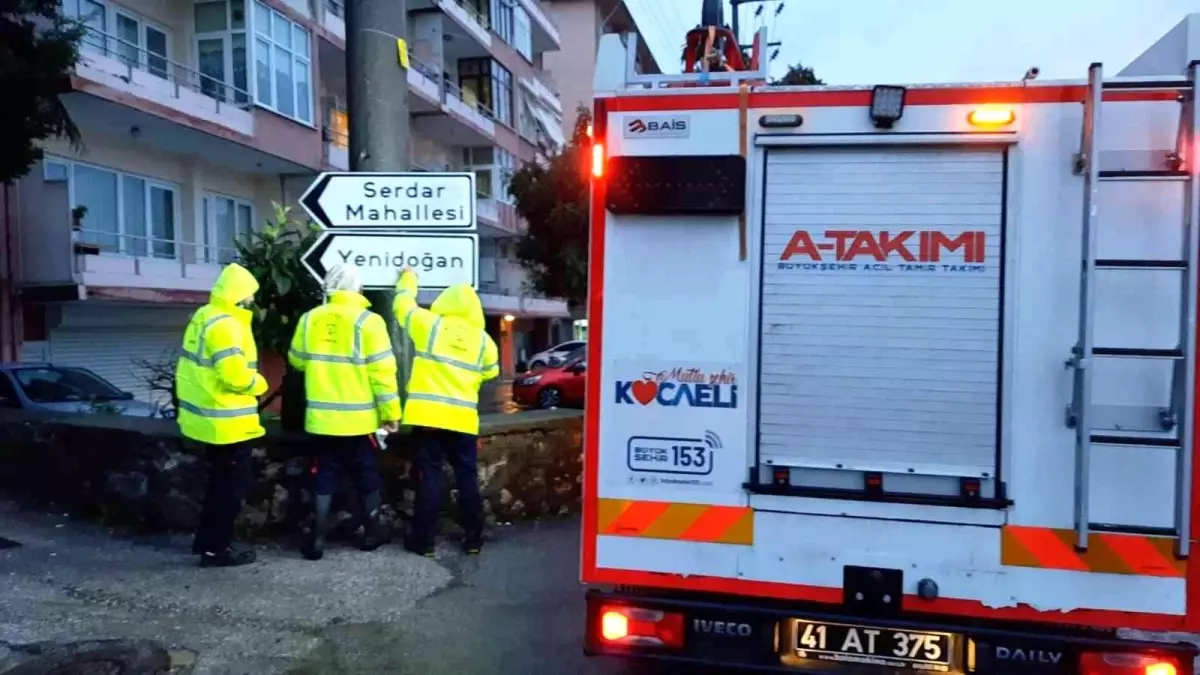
0, 409, 583, 539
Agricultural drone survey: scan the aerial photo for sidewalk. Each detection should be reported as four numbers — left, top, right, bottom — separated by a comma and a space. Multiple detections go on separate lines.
0, 500, 452, 674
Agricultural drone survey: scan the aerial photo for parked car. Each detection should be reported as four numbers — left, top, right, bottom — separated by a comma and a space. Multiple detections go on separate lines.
512, 354, 587, 409
0, 363, 160, 417
526, 340, 586, 370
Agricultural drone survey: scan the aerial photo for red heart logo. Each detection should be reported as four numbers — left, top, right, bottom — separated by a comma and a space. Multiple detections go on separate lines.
631, 380, 658, 405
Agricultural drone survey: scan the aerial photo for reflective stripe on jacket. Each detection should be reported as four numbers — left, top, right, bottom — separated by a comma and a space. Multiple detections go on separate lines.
288, 290, 401, 436
392, 271, 499, 435
176, 263, 268, 445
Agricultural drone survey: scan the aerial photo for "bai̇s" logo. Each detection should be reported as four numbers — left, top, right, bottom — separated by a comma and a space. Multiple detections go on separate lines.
623, 115, 690, 139
615, 367, 737, 409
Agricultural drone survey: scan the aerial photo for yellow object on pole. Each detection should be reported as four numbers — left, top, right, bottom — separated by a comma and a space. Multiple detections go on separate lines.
396, 38, 409, 69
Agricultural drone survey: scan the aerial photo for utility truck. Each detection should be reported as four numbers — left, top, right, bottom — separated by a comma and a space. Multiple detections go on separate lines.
581, 6, 1200, 674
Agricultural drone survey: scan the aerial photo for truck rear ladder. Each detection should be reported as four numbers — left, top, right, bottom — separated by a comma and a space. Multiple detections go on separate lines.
1068, 61, 1200, 558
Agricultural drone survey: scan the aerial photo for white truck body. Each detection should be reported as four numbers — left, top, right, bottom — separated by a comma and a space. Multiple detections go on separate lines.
582, 15, 1200, 639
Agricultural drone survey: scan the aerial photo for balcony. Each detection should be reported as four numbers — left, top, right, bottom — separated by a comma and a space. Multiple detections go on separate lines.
71, 26, 253, 137
437, 78, 498, 141
409, 0, 492, 50
73, 230, 231, 293
320, 0, 346, 41
407, 54, 444, 109
518, 0, 561, 52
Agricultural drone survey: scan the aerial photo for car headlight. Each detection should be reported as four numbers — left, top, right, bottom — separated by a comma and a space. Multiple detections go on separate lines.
519, 375, 542, 386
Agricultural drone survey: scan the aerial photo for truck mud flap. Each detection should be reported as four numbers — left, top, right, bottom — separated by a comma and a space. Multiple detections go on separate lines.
584, 589, 1198, 673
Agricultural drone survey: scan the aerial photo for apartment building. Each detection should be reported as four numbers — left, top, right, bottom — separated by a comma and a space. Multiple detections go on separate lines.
3, 0, 569, 402
543, 0, 659, 134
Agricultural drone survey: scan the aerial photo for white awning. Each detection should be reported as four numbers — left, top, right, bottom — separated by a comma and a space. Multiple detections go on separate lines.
531, 103, 566, 148
518, 76, 562, 114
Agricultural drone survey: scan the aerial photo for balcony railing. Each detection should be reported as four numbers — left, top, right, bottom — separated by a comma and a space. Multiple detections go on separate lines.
74, 228, 240, 278
449, 0, 490, 30
78, 26, 252, 109
410, 53, 441, 82
443, 75, 496, 121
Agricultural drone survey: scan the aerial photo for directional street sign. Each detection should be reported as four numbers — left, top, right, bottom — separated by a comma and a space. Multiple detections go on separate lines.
300, 172, 476, 230
302, 231, 479, 290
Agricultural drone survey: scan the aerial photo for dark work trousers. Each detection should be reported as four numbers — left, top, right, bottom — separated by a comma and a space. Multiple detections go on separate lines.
311, 434, 381, 497
411, 426, 482, 544
192, 441, 254, 554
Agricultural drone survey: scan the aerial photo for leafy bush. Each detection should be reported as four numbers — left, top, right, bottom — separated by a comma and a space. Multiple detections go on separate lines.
235, 203, 324, 355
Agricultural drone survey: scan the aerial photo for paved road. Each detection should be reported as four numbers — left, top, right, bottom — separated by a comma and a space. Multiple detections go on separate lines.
302, 520, 654, 675
0, 501, 682, 675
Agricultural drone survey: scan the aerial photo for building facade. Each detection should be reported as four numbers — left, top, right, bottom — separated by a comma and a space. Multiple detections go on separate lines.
542, 0, 659, 134
1, 0, 572, 402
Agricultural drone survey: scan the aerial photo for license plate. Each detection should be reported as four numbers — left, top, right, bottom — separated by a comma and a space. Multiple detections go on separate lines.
792, 619, 954, 671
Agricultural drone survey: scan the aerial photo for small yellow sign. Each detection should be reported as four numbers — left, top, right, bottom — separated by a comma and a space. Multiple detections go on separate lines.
396, 38, 409, 70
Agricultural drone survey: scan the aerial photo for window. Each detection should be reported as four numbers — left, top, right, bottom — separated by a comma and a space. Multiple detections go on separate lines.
0, 373, 19, 408
493, 63, 513, 126
462, 0, 490, 27
458, 58, 493, 117
112, 9, 171, 79
497, 147, 516, 203
11, 367, 128, 404
253, 2, 312, 124
202, 193, 254, 264
462, 146, 516, 203
490, 0, 513, 43
194, 0, 249, 104
52, 158, 179, 259
458, 58, 513, 125
61, 0, 108, 53
463, 146, 494, 198
513, 5, 532, 61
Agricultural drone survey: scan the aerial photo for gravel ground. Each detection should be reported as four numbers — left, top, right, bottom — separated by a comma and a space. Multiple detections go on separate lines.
0, 500, 450, 674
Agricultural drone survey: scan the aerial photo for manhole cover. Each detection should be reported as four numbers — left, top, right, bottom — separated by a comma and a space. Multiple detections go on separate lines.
0, 537, 20, 549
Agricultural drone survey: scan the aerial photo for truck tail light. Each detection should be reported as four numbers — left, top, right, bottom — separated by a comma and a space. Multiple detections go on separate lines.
597, 606, 685, 649
592, 143, 605, 178
1080, 651, 1180, 675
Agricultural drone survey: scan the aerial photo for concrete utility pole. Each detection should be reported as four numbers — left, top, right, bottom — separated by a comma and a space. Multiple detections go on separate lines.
345, 0, 413, 405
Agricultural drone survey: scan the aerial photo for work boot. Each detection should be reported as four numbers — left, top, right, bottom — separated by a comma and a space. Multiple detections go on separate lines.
359, 491, 391, 552
403, 536, 435, 558
199, 545, 256, 568
463, 531, 483, 556
302, 494, 332, 561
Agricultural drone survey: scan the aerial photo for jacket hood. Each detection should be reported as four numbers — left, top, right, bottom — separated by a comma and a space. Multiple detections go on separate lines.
210, 263, 259, 306
431, 284, 485, 329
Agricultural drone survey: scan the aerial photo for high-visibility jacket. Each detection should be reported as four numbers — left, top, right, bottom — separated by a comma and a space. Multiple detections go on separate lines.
392, 271, 499, 435
176, 263, 269, 445
288, 290, 401, 436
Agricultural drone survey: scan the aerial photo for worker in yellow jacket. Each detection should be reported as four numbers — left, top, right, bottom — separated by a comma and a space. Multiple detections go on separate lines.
289, 263, 401, 561
393, 267, 499, 557
176, 262, 269, 568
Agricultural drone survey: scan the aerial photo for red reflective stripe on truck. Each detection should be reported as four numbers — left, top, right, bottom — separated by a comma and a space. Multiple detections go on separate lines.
1001, 526, 1186, 577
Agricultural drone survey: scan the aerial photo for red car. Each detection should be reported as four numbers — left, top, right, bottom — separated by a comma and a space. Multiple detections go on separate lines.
512, 355, 587, 409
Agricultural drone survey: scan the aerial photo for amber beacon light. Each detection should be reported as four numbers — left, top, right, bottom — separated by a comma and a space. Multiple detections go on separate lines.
967, 106, 1016, 126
